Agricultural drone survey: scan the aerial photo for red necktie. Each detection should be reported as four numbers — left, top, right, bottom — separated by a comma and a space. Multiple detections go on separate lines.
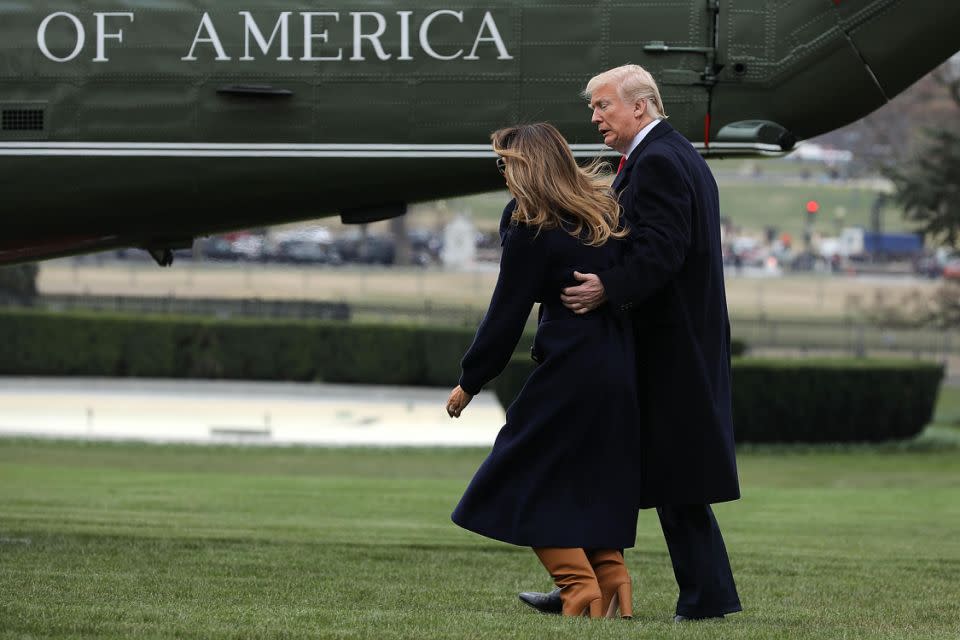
616, 155, 627, 175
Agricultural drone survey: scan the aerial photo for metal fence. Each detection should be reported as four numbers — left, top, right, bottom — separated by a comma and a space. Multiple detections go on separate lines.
15, 294, 960, 361
31, 294, 484, 326
731, 316, 957, 360
37, 294, 350, 321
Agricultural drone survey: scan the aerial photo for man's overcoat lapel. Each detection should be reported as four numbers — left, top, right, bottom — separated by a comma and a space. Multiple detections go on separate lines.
611, 119, 673, 194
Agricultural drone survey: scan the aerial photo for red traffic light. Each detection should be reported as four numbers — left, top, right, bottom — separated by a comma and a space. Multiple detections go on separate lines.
806, 200, 820, 214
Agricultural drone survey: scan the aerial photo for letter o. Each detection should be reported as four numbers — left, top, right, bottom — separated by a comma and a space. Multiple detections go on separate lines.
38, 12, 86, 62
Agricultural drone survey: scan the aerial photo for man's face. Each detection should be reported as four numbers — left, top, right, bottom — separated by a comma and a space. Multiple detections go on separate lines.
589, 83, 643, 154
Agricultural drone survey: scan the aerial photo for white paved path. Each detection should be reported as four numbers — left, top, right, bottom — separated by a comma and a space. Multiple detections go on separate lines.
0, 378, 505, 447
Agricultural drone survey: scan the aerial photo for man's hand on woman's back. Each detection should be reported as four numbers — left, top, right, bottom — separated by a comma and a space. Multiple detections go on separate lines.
560, 271, 607, 314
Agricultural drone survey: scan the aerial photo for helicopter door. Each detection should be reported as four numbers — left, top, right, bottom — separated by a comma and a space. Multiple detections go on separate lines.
612, 0, 716, 147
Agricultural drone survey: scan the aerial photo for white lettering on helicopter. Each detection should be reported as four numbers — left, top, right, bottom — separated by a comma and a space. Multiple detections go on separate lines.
37, 12, 134, 63
240, 11, 293, 61
36, 10, 513, 63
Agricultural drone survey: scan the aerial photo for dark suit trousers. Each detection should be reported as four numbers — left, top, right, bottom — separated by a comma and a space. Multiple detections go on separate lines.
656, 504, 742, 617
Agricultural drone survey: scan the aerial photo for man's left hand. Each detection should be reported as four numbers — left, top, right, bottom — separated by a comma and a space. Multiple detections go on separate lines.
561, 272, 607, 314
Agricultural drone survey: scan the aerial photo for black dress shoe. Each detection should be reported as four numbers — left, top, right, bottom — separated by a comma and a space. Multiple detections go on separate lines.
674, 614, 725, 623
518, 588, 562, 615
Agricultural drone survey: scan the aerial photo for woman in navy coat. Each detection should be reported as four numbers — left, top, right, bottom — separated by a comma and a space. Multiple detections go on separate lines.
445, 123, 642, 620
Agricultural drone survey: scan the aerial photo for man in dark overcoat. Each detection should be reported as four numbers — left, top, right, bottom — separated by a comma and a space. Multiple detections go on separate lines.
518, 64, 742, 621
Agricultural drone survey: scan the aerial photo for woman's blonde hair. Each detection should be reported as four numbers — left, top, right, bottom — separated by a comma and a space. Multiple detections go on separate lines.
491, 123, 627, 247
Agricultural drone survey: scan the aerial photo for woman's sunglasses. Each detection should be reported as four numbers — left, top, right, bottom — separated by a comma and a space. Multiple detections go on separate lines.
496, 157, 506, 175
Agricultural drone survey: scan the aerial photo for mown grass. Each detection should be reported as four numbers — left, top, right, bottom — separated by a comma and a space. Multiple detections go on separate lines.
1, 394, 959, 639
413, 172, 905, 239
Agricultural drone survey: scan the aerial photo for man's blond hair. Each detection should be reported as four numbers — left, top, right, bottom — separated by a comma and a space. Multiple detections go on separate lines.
584, 64, 667, 119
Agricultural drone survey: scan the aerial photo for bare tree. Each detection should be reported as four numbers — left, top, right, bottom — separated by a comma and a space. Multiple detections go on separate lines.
813, 52, 960, 173
876, 54, 960, 328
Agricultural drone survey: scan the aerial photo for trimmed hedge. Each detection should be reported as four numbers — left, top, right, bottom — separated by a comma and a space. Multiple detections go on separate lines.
732, 358, 943, 442
8, 307, 937, 442
495, 356, 944, 443
0, 309, 532, 387
0, 309, 745, 385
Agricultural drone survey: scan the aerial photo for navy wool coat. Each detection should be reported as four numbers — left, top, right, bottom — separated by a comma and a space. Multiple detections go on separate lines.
452, 203, 643, 549
600, 119, 740, 508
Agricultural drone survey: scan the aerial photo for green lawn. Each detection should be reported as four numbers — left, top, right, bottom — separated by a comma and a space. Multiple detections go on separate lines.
715, 181, 904, 239
933, 385, 960, 426
2, 402, 959, 639
408, 170, 908, 240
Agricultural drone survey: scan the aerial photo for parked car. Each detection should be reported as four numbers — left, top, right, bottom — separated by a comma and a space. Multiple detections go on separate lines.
942, 260, 960, 281
200, 237, 241, 262
914, 255, 944, 279
274, 240, 343, 265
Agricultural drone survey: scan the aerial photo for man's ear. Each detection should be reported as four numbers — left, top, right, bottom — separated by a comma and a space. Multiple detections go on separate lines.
634, 98, 646, 119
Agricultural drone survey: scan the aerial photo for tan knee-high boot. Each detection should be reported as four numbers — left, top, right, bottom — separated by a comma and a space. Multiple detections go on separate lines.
586, 549, 633, 619
533, 547, 603, 618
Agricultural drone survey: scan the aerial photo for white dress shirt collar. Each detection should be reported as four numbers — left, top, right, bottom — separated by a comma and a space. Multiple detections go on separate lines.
624, 118, 662, 160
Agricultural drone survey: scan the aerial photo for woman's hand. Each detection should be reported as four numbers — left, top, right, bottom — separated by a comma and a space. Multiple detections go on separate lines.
446, 386, 474, 418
